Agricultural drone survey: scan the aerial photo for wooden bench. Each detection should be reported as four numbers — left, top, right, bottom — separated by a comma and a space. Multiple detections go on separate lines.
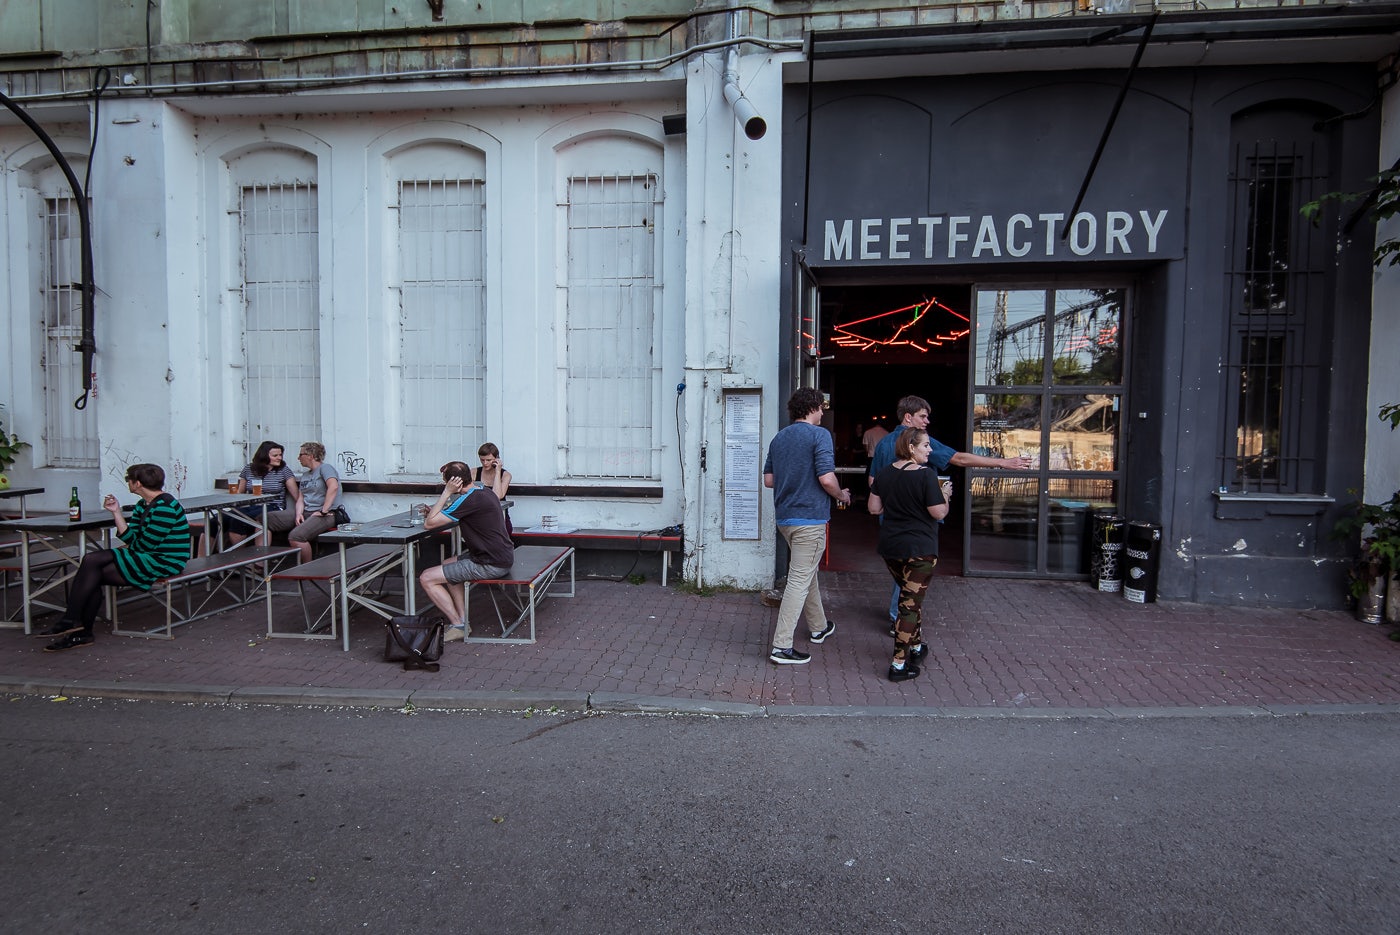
264, 544, 402, 648
510, 528, 682, 585
109, 545, 301, 639
1, 542, 83, 627
462, 545, 575, 644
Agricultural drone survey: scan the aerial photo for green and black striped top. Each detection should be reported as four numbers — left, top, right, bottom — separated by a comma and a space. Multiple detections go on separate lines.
112, 492, 191, 589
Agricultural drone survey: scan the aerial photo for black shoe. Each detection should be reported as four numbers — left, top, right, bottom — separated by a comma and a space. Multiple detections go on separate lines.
909, 643, 928, 664
888, 616, 898, 638
887, 663, 921, 683
33, 620, 82, 639
769, 647, 811, 665
43, 631, 94, 653
809, 621, 836, 644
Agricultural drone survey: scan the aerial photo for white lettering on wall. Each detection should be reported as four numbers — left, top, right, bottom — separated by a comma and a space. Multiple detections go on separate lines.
972, 216, 1001, 257
1069, 213, 1096, 256
825, 219, 853, 260
1106, 211, 1132, 254
1139, 209, 1166, 253
1039, 213, 1064, 257
820, 209, 1171, 261
919, 217, 941, 257
860, 218, 881, 259
889, 217, 911, 260
1006, 214, 1032, 257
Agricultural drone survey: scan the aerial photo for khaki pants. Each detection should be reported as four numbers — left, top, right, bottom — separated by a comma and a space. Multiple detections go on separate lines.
771, 523, 827, 651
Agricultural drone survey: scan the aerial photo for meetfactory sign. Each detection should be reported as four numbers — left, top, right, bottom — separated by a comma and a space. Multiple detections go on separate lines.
821, 209, 1175, 264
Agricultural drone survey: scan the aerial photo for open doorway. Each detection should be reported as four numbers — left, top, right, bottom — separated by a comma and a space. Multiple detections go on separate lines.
816, 282, 974, 575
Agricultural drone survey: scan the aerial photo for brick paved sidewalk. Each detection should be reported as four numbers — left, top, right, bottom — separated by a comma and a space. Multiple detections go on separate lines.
2, 571, 1397, 712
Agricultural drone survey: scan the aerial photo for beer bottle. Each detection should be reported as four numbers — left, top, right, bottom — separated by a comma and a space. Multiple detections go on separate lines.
68, 486, 81, 522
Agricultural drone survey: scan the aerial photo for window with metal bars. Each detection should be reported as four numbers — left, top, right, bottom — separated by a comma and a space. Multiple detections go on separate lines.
41, 195, 98, 467
238, 181, 321, 449
1221, 108, 1334, 493
394, 177, 486, 475
561, 169, 662, 480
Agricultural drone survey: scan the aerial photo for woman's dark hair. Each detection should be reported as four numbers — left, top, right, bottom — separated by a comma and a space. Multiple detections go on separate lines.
478, 442, 500, 460
786, 387, 825, 422
125, 463, 165, 490
894, 428, 928, 462
250, 440, 283, 478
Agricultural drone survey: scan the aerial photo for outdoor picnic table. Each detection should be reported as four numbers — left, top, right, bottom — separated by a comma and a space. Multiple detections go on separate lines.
1, 491, 283, 633
0, 511, 116, 633
0, 486, 44, 519
317, 511, 461, 649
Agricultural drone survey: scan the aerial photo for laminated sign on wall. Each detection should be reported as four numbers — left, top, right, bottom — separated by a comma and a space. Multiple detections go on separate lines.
723, 391, 761, 540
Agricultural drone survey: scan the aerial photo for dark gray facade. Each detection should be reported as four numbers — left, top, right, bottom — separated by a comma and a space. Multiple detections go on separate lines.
783, 64, 1379, 607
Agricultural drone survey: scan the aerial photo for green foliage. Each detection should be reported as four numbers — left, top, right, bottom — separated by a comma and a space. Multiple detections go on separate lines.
1301, 166, 1400, 267
0, 405, 29, 473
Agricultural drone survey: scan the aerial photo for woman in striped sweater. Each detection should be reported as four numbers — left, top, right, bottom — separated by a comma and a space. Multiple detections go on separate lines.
40, 463, 191, 652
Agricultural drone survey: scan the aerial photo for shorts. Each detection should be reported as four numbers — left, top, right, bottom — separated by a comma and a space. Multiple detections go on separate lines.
441, 555, 513, 584
266, 509, 338, 542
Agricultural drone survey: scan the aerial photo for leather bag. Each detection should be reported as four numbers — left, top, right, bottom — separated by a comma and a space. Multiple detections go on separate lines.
384, 614, 445, 671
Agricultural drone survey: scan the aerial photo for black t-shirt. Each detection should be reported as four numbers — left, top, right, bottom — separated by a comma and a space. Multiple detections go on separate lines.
442, 487, 515, 567
871, 463, 945, 560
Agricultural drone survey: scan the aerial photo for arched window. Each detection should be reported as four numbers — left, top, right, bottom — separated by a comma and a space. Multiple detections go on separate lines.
20, 159, 98, 467
555, 134, 663, 480
226, 146, 321, 449
386, 142, 487, 476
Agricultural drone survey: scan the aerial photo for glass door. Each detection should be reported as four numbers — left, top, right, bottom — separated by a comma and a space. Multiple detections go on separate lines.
793, 254, 821, 390
964, 286, 1126, 577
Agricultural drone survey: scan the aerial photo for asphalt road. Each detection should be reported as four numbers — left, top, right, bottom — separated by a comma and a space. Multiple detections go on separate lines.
1, 698, 1396, 935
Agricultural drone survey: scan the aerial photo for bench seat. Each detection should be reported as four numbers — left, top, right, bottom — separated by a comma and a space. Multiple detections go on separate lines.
2, 543, 86, 627
110, 545, 301, 639
265, 544, 401, 645
510, 528, 681, 585
462, 545, 575, 644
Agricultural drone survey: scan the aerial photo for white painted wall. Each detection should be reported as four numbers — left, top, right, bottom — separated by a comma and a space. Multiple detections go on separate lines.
679, 48, 789, 589
1, 85, 804, 587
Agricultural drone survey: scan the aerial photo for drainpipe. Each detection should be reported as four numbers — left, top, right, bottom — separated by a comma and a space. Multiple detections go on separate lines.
722, 12, 767, 141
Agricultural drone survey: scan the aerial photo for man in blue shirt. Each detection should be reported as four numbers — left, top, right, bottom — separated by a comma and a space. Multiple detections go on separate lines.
763, 387, 851, 664
870, 394, 1033, 627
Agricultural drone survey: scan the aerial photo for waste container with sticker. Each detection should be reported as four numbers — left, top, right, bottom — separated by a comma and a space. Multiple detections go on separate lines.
1089, 511, 1125, 593
1123, 521, 1163, 603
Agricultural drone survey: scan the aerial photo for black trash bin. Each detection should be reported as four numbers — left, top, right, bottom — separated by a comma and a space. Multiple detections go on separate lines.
1123, 521, 1163, 603
1089, 511, 1125, 593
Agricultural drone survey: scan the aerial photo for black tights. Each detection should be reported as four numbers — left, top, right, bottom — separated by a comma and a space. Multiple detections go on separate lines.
64, 550, 128, 632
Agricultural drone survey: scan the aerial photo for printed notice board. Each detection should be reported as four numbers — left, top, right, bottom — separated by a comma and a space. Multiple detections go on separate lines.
723, 391, 762, 540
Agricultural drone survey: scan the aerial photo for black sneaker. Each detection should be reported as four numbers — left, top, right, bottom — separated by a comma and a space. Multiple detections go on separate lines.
887, 663, 921, 683
888, 616, 898, 638
33, 620, 82, 639
769, 647, 811, 665
43, 631, 94, 653
909, 643, 929, 664
809, 621, 836, 644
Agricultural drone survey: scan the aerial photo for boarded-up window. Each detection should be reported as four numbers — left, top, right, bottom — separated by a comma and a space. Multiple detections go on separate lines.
561, 171, 661, 479
238, 181, 320, 447
395, 178, 486, 474
41, 195, 98, 467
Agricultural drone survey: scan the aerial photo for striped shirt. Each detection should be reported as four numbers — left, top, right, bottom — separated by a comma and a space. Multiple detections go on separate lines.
238, 463, 296, 511
112, 492, 192, 589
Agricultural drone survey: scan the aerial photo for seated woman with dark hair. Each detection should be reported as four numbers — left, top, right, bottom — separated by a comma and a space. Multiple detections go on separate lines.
39, 463, 192, 652
205, 440, 299, 552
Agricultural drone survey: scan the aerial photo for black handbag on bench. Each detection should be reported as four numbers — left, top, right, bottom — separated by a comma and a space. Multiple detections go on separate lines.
384, 614, 445, 671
